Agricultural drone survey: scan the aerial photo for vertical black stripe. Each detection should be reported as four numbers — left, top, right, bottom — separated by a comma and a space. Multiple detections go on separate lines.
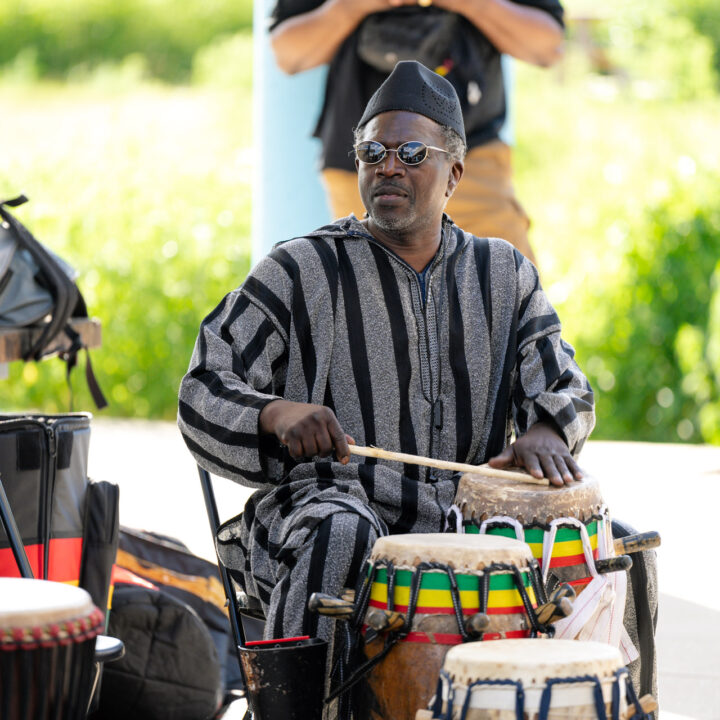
473, 237, 493, 337
310, 239, 340, 317
304, 517, 334, 637
358, 463, 377, 500
487, 294, 519, 459
538, 335, 561, 389
345, 518, 372, 594
336, 242, 377, 453
369, 244, 419, 482
445, 246, 473, 463
272, 248, 318, 401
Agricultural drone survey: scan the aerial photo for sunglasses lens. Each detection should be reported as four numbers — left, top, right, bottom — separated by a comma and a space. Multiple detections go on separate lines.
357, 141, 385, 164
397, 142, 428, 165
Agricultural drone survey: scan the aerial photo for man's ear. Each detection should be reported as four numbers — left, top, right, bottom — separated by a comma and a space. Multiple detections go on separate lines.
446, 159, 464, 198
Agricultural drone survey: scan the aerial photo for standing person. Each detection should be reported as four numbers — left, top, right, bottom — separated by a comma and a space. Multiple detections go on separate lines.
269, 0, 565, 266
179, 62, 593, 716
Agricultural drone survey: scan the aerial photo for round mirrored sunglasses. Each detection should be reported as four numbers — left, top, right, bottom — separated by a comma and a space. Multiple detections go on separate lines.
354, 140, 449, 166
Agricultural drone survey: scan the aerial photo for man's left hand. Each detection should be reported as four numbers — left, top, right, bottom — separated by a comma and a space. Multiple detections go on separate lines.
488, 422, 583, 486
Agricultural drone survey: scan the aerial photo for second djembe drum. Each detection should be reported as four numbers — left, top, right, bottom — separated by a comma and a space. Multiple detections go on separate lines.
419, 638, 655, 720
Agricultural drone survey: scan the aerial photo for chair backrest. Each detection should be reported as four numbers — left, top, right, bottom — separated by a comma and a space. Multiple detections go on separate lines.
197, 464, 249, 649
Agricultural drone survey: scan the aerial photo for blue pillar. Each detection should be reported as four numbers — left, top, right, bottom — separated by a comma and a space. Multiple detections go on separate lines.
252, 0, 331, 265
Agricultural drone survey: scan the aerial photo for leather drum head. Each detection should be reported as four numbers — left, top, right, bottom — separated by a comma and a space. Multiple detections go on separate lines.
455, 473, 604, 526
369, 532, 534, 571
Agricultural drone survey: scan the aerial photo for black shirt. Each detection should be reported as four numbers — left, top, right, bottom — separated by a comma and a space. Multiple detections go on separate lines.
270, 1, 564, 171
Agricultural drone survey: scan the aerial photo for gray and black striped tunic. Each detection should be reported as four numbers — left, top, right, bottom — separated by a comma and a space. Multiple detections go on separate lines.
178, 215, 595, 641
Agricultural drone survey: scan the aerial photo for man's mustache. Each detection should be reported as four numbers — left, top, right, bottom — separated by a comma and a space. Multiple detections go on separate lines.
372, 181, 410, 197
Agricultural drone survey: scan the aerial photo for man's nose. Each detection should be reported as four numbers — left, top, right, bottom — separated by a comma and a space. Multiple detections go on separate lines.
376, 150, 405, 176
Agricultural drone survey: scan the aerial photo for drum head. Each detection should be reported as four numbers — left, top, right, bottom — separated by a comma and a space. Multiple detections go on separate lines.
369, 533, 534, 570
0, 578, 96, 630
444, 638, 623, 684
456, 473, 604, 524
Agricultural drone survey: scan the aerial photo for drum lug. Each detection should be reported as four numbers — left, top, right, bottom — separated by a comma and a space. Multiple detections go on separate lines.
464, 612, 490, 638
365, 607, 406, 633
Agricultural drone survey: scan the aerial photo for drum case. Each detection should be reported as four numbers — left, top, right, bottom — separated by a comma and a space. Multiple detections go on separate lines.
0, 413, 116, 599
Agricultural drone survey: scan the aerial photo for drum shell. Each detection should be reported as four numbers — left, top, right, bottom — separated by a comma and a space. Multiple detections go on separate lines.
361, 558, 541, 720
0, 635, 97, 720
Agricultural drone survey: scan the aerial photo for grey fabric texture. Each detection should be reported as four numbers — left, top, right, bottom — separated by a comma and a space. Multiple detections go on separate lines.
178, 215, 595, 671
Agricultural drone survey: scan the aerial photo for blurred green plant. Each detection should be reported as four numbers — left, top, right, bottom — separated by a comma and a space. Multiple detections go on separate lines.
670, 0, 720, 81
585, 0, 720, 99
0, 54, 254, 417
0, 0, 252, 81
572, 180, 720, 443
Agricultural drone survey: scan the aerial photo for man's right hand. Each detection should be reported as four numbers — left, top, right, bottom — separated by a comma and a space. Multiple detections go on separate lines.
259, 399, 354, 463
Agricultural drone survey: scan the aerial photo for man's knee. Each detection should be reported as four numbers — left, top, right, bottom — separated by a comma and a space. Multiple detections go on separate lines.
310, 513, 379, 591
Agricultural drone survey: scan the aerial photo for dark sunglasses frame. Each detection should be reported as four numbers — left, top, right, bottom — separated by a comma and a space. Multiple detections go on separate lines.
354, 140, 450, 166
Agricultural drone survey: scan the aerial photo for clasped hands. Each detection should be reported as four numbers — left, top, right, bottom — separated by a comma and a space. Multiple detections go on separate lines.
259, 399, 583, 486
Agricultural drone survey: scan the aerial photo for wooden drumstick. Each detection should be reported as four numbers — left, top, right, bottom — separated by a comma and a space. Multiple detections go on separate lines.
308, 592, 356, 619
621, 694, 658, 719
595, 555, 633, 574
535, 583, 576, 625
613, 531, 661, 556
348, 445, 550, 486
366, 607, 406, 633
465, 612, 490, 637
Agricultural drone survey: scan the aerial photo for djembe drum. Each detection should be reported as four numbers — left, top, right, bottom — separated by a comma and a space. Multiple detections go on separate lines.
346, 534, 570, 720
0, 577, 105, 720
418, 638, 657, 720
452, 474, 613, 594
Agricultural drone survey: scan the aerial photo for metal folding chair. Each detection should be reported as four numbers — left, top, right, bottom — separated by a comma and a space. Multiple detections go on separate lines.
197, 465, 266, 655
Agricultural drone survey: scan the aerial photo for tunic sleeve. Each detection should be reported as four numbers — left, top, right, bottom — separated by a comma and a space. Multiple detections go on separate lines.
178, 286, 289, 488
511, 254, 595, 455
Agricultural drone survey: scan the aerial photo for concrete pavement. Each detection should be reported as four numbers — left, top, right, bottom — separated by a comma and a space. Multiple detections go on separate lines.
87, 418, 720, 719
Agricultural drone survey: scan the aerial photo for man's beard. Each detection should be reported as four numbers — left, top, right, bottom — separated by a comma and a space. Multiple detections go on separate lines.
370, 206, 418, 233
364, 184, 418, 234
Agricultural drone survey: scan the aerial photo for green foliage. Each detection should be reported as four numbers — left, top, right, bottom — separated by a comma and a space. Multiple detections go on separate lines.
572, 181, 720, 443
591, 0, 719, 99
670, 0, 720, 81
192, 32, 253, 90
0, 0, 253, 81
0, 75, 254, 419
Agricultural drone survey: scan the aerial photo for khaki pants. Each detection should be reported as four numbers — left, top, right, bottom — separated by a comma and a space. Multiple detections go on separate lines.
322, 139, 535, 265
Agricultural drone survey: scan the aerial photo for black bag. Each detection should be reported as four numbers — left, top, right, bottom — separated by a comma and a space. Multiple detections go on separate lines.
95, 584, 224, 720
114, 527, 243, 696
356, 7, 458, 74
0, 194, 107, 409
0, 413, 119, 611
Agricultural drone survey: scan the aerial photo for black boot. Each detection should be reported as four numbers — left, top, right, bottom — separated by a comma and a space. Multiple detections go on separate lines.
239, 637, 328, 720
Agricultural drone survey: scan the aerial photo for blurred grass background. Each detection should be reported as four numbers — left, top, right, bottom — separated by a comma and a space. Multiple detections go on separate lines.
0, 0, 718, 444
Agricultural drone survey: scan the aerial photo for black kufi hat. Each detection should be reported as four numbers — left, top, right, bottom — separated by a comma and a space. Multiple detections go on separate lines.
358, 60, 466, 144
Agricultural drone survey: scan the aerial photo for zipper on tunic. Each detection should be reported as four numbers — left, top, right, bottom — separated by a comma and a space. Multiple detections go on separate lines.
348, 228, 447, 482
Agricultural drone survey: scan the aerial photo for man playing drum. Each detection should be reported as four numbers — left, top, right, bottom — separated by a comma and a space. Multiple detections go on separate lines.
178, 61, 594, 715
